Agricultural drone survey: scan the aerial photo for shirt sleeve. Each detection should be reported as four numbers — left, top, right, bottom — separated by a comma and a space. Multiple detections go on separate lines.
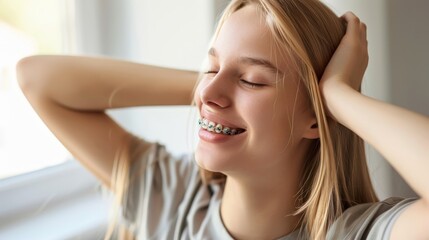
120, 136, 198, 238
326, 197, 418, 240
367, 197, 417, 240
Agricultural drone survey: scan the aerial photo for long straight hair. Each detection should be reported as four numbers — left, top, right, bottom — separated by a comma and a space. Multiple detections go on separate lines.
105, 1, 379, 239
198, 0, 378, 239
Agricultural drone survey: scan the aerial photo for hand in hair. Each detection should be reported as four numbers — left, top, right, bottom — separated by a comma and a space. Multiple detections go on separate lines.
319, 11, 368, 96
319, 11, 429, 240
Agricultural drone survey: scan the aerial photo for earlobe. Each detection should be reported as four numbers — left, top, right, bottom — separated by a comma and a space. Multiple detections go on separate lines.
303, 121, 320, 139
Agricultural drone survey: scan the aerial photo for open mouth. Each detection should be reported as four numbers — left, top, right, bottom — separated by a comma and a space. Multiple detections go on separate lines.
198, 117, 246, 136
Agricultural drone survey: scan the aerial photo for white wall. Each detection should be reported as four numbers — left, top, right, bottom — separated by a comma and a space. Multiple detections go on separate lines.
387, 0, 429, 198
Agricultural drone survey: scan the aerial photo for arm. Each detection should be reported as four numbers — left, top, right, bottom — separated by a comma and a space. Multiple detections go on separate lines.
16, 55, 198, 189
319, 13, 429, 240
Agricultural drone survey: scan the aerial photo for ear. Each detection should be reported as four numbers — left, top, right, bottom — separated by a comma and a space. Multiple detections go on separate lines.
303, 119, 320, 139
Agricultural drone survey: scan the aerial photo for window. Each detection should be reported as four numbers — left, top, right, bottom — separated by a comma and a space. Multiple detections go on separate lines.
0, 0, 74, 179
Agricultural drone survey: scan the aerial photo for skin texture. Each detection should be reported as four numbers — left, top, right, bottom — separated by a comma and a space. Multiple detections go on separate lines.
194, 5, 319, 239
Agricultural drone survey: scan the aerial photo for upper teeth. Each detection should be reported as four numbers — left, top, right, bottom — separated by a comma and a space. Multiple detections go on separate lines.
198, 118, 244, 135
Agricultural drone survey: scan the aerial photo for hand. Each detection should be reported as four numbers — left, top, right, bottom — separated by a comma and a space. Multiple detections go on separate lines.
319, 12, 368, 100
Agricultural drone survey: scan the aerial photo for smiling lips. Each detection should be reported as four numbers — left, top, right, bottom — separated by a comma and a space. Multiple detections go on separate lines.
198, 117, 246, 135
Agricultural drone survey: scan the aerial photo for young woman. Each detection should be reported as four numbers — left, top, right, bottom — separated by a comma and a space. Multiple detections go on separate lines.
16, 0, 429, 239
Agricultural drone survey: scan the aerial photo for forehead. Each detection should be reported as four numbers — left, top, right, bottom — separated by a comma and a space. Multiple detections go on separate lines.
212, 5, 290, 72
214, 5, 271, 56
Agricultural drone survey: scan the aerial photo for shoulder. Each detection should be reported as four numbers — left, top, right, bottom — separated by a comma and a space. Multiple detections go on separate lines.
128, 138, 197, 183
123, 139, 200, 221
327, 197, 418, 240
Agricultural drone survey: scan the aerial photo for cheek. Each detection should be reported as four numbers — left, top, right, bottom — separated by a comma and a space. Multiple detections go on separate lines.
245, 99, 278, 136
249, 96, 295, 144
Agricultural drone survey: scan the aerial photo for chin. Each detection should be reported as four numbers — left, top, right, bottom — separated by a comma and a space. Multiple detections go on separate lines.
194, 144, 236, 173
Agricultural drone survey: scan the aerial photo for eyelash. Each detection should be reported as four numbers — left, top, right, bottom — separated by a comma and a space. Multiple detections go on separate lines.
203, 71, 265, 88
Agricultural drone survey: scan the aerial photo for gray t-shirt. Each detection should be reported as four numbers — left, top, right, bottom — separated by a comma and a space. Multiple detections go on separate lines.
120, 139, 416, 240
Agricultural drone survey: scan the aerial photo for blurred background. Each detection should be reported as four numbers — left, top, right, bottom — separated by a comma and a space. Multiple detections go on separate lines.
0, 0, 427, 239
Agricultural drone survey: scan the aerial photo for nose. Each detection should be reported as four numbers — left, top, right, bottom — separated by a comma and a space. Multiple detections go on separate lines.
199, 72, 231, 109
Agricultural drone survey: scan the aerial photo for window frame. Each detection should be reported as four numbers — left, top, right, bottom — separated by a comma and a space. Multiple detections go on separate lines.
0, 160, 109, 239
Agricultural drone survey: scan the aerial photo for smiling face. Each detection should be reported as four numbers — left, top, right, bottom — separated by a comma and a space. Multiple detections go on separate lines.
194, 5, 319, 179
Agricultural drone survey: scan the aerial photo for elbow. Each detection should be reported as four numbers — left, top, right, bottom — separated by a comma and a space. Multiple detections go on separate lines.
16, 55, 52, 95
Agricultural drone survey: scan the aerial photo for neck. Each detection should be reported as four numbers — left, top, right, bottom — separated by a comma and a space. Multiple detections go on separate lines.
220, 166, 303, 240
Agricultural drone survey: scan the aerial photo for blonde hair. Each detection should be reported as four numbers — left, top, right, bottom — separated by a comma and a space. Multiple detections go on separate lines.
106, 0, 379, 239
198, 0, 379, 239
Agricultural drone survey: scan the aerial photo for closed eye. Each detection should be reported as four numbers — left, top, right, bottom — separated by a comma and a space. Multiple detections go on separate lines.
240, 79, 265, 88
203, 71, 265, 88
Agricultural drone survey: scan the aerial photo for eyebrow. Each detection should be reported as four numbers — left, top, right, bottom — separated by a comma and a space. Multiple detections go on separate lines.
208, 47, 284, 75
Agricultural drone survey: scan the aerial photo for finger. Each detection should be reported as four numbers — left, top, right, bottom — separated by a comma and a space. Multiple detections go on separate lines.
340, 12, 361, 38
361, 23, 369, 70
361, 22, 367, 45
340, 11, 360, 23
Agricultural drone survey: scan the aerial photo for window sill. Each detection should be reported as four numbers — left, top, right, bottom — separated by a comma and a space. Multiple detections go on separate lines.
0, 161, 109, 239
